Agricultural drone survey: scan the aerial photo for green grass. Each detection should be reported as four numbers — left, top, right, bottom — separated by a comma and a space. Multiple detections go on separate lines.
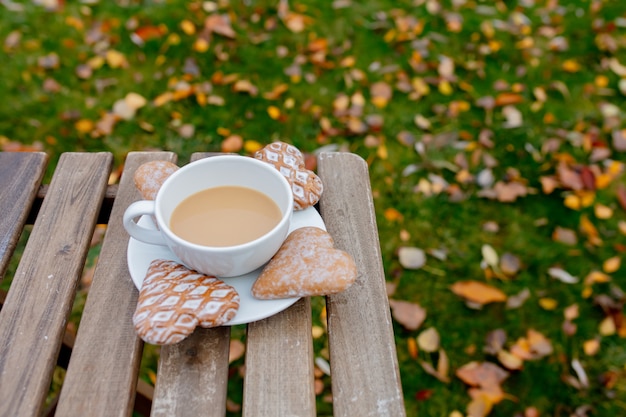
2, 0, 626, 416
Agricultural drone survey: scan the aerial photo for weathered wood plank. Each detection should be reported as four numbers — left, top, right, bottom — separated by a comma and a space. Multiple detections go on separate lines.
151, 326, 231, 417
0, 152, 112, 417
317, 152, 405, 417
56, 152, 177, 417
151, 152, 232, 417
0, 152, 48, 281
243, 298, 316, 417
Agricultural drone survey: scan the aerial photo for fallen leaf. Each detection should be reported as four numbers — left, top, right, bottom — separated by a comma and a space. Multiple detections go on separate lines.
417, 327, 440, 352
599, 316, 616, 336
497, 349, 524, 370
450, 280, 507, 305
481, 244, 499, 269
456, 361, 510, 387
398, 247, 426, 269
602, 256, 621, 273
484, 329, 507, 355
204, 14, 236, 38
583, 339, 600, 356
229, 339, 245, 363
389, 299, 427, 331
221, 135, 243, 153
506, 287, 530, 309
500, 253, 521, 277
552, 227, 578, 245
548, 267, 579, 284
539, 297, 558, 310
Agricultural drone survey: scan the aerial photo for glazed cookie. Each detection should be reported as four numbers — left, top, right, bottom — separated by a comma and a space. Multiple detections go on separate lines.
254, 142, 323, 210
133, 259, 240, 345
251, 227, 357, 299
134, 160, 179, 200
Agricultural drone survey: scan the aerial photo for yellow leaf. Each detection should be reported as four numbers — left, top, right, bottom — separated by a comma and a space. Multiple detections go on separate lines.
562, 59, 581, 73
497, 349, 524, 370
371, 96, 388, 108
595, 75, 609, 88
243, 140, 263, 154
106, 50, 127, 68
267, 105, 281, 120
450, 280, 507, 305
376, 143, 388, 160
599, 316, 616, 336
87, 55, 105, 69
481, 244, 499, 268
311, 325, 324, 339
153, 91, 172, 107
539, 297, 558, 310
438, 80, 453, 95
595, 173, 613, 189
564, 194, 581, 210
594, 203, 613, 219
488, 40, 502, 52
125, 92, 147, 110
603, 256, 621, 273
193, 38, 210, 53
180, 19, 196, 35
584, 270, 611, 285
75, 119, 94, 134
417, 327, 440, 352
583, 339, 600, 356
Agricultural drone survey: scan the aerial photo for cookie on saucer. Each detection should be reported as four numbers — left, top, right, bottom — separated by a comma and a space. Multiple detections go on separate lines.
133, 259, 240, 345
251, 227, 357, 299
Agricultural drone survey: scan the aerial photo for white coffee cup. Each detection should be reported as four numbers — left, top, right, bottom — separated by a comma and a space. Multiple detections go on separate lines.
123, 155, 293, 277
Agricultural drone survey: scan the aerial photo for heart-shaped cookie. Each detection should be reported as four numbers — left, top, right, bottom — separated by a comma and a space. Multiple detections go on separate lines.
251, 227, 357, 299
134, 160, 179, 200
254, 141, 323, 210
133, 259, 240, 345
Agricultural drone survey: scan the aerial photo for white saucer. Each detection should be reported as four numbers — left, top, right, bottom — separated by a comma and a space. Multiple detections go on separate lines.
127, 206, 326, 325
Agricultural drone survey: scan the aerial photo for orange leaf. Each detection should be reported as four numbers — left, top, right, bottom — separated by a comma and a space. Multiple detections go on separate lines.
384, 207, 403, 222
450, 280, 507, 305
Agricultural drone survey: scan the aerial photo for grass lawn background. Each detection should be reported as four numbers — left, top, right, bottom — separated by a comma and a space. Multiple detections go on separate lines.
1, 0, 626, 416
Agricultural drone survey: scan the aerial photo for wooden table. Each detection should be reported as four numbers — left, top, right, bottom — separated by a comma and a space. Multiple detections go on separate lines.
0, 151, 405, 417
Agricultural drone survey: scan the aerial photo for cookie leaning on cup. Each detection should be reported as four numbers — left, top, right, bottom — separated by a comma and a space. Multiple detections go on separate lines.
134, 160, 179, 200
254, 142, 323, 211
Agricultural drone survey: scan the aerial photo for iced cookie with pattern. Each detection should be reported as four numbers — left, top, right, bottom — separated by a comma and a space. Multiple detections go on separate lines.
133, 259, 240, 345
134, 160, 179, 200
254, 142, 323, 210
251, 227, 357, 299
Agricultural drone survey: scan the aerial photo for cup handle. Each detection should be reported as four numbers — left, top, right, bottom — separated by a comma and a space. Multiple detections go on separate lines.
123, 200, 166, 245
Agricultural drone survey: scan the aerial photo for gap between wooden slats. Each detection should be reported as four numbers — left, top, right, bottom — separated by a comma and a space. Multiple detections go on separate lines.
56, 152, 177, 417
317, 152, 406, 417
150, 152, 233, 417
0, 152, 112, 417
0, 152, 48, 281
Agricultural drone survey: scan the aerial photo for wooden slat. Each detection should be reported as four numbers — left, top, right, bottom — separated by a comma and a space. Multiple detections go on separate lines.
317, 152, 406, 417
56, 152, 177, 417
0, 152, 48, 280
151, 152, 232, 417
243, 298, 316, 417
151, 326, 231, 417
0, 152, 112, 417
